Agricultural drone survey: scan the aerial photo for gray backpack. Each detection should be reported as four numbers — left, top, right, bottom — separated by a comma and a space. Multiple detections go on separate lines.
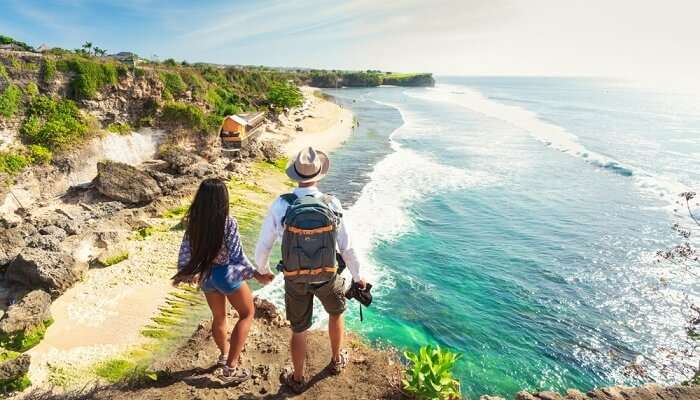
280, 193, 340, 283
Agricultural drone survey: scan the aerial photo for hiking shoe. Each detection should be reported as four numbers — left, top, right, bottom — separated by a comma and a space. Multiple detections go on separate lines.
329, 349, 349, 375
216, 365, 251, 384
282, 366, 306, 394
216, 353, 227, 367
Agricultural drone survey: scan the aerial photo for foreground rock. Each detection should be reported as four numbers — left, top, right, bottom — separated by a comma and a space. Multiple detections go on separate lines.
5, 249, 85, 298
513, 384, 700, 400
0, 290, 51, 338
95, 161, 162, 204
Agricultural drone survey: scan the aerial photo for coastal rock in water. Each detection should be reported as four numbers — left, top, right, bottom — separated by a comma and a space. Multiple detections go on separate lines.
0, 227, 25, 266
95, 161, 162, 204
0, 353, 30, 381
5, 248, 86, 298
0, 290, 51, 336
514, 384, 700, 400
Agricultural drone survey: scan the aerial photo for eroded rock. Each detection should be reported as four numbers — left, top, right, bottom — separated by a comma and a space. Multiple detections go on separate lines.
0, 353, 30, 381
95, 161, 162, 204
0, 290, 51, 336
5, 248, 86, 298
0, 227, 25, 266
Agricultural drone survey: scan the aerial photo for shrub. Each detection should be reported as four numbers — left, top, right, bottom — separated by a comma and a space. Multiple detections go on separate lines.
24, 82, 39, 98
402, 345, 461, 400
0, 151, 30, 175
160, 101, 211, 133
58, 57, 119, 99
159, 71, 187, 97
21, 95, 88, 150
0, 84, 22, 118
106, 122, 132, 135
267, 81, 303, 109
28, 144, 52, 164
41, 59, 56, 83
0, 64, 8, 81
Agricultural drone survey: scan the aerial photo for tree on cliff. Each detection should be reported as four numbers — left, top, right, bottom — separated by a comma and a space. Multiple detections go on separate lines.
267, 81, 303, 109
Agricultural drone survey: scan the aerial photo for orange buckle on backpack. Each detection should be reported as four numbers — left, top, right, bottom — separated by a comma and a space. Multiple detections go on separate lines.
283, 266, 337, 277
286, 225, 334, 235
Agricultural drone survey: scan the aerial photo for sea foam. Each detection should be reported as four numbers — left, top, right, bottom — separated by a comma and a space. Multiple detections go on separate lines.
406, 85, 693, 212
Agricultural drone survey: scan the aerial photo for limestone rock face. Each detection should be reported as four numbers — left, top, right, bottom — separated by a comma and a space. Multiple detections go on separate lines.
0, 227, 25, 266
5, 248, 86, 298
95, 160, 162, 204
0, 290, 51, 335
159, 147, 207, 176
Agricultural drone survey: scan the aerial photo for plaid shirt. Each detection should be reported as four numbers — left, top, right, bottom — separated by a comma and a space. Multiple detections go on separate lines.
177, 217, 256, 281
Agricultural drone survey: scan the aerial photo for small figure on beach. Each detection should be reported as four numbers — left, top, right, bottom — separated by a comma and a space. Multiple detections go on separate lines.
255, 146, 367, 394
172, 178, 273, 384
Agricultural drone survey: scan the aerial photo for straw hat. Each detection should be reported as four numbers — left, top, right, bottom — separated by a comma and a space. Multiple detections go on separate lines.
286, 147, 330, 183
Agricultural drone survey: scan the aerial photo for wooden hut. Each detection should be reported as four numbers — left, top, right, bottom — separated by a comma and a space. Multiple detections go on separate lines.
220, 112, 266, 157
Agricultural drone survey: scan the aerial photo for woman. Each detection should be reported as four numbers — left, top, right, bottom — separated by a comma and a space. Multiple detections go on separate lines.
172, 178, 272, 383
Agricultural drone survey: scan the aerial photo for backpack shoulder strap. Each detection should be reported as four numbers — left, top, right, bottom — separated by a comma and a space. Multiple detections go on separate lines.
320, 194, 343, 218
280, 193, 298, 205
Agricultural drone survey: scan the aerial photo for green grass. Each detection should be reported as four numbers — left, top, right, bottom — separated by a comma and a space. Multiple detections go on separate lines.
106, 122, 132, 135
159, 71, 187, 96
94, 359, 157, 384
140, 327, 174, 340
57, 57, 119, 100
0, 318, 54, 352
0, 64, 8, 81
41, 59, 56, 83
0, 374, 31, 394
228, 177, 270, 194
162, 204, 189, 219
28, 144, 52, 164
0, 151, 30, 175
0, 84, 22, 118
101, 251, 129, 267
47, 364, 81, 387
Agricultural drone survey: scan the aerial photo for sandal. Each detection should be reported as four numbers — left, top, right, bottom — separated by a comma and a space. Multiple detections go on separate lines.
282, 366, 306, 394
216, 365, 251, 384
329, 349, 349, 375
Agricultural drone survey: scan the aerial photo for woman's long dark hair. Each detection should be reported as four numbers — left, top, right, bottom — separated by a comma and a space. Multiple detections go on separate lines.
172, 178, 229, 282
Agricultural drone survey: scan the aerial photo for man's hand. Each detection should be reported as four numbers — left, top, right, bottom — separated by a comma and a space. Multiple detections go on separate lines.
254, 272, 275, 285
355, 277, 367, 290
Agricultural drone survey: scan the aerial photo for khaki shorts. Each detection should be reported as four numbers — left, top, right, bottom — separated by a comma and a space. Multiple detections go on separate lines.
284, 274, 347, 333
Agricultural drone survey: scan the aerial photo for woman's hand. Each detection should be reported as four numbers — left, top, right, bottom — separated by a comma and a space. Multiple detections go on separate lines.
254, 272, 275, 285
172, 273, 199, 287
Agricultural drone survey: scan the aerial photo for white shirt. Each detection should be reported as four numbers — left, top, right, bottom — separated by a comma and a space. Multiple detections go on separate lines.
254, 186, 361, 282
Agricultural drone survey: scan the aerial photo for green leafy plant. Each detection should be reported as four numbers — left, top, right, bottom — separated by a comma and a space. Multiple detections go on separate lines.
0, 84, 22, 118
159, 71, 187, 97
28, 144, 52, 164
403, 345, 461, 400
41, 59, 56, 83
267, 81, 303, 109
57, 57, 119, 99
21, 95, 88, 150
0, 151, 30, 175
106, 122, 132, 135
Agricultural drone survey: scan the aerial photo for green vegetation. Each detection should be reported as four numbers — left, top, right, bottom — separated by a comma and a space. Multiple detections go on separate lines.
302, 69, 434, 88
267, 81, 303, 109
0, 64, 8, 81
0, 151, 30, 175
160, 101, 215, 134
0, 318, 54, 352
24, 82, 39, 98
101, 251, 129, 266
162, 204, 189, 219
0, 375, 31, 394
94, 358, 157, 384
402, 345, 461, 400
106, 122, 132, 135
41, 59, 56, 83
21, 95, 88, 150
159, 71, 187, 97
57, 57, 119, 99
47, 364, 81, 387
0, 35, 33, 51
0, 84, 22, 118
28, 144, 52, 164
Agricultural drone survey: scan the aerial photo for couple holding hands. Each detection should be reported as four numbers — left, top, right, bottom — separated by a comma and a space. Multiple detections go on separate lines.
172, 146, 367, 394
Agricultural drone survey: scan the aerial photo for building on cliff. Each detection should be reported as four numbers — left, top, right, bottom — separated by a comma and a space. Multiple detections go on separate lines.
219, 112, 266, 157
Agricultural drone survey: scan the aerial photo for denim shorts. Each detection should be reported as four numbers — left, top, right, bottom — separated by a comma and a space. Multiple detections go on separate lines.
200, 264, 243, 295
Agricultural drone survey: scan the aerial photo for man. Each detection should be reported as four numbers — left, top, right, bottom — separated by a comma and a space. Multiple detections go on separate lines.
255, 146, 365, 393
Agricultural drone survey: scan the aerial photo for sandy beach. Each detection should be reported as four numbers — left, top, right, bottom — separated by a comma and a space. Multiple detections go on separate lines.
262, 86, 354, 157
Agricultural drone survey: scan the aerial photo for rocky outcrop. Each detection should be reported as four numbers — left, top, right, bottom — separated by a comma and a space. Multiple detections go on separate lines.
513, 384, 700, 400
5, 248, 85, 298
0, 227, 25, 266
95, 161, 162, 204
0, 290, 51, 338
0, 353, 30, 381
158, 145, 208, 176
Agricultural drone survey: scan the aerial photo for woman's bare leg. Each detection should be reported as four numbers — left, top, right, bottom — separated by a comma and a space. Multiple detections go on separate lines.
204, 291, 229, 357
225, 282, 255, 368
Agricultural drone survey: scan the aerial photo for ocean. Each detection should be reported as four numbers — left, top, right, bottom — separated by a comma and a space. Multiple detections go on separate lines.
259, 77, 700, 398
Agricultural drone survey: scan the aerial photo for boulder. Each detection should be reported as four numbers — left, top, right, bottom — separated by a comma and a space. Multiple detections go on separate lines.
95, 161, 162, 204
26, 234, 62, 252
0, 227, 25, 266
0, 290, 51, 336
158, 146, 207, 175
5, 248, 86, 298
259, 140, 283, 163
38, 225, 67, 241
0, 353, 30, 381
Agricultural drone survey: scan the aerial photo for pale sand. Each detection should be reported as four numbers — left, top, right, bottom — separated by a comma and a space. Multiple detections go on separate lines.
263, 86, 354, 158
27, 228, 180, 385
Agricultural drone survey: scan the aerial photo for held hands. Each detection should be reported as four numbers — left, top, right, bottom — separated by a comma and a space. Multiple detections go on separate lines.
254, 272, 275, 285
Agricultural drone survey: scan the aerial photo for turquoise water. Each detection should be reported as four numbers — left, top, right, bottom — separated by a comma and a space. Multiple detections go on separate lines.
260, 78, 700, 398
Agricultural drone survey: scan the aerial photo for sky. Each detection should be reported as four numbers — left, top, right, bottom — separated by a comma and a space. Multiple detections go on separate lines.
2, 0, 700, 84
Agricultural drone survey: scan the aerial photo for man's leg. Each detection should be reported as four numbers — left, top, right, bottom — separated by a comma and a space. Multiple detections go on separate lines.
291, 330, 307, 381
328, 313, 344, 362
